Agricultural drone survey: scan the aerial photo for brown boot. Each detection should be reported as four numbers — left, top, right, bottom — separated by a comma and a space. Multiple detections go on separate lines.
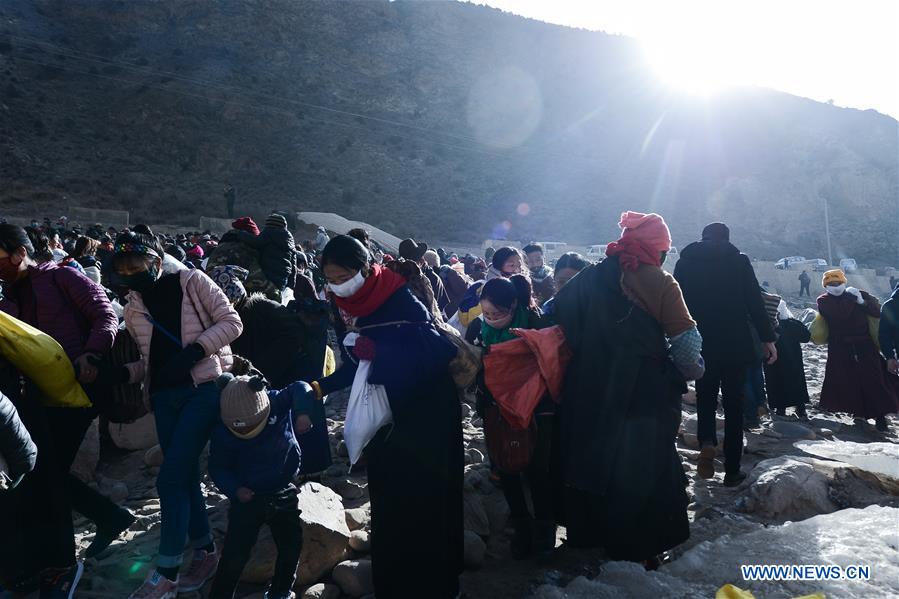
697, 445, 717, 479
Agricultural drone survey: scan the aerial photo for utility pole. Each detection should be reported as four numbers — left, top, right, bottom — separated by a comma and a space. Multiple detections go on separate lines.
823, 194, 833, 266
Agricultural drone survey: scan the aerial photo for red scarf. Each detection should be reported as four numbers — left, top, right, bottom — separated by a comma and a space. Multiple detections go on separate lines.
333, 264, 406, 317
605, 211, 671, 272
605, 238, 663, 271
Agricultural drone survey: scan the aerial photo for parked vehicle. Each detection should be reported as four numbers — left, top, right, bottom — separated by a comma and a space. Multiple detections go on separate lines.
839, 258, 858, 273
775, 256, 807, 269
534, 241, 568, 262
808, 259, 830, 272
586, 244, 607, 261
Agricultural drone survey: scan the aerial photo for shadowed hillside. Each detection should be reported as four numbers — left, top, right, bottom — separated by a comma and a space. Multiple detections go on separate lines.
1, 0, 897, 263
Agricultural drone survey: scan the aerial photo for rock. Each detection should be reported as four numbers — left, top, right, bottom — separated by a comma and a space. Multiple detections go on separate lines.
71, 419, 100, 482
143, 444, 164, 467
303, 583, 341, 599
741, 456, 835, 521
99, 478, 129, 503
682, 412, 725, 435
463, 493, 490, 536
681, 432, 700, 449
109, 414, 159, 451
460, 402, 474, 418
463, 530, 487, 569
682, 389, 697, 405
241, 483, 349, 586
337, 440, 349, 458
769, 421, 817, 440
334, 480, 365, 501
481, 491, 511, 533
345, 506, 371, 531
332, 559, 374, 597
348, 529, 371, 552
465, 448, 485, 465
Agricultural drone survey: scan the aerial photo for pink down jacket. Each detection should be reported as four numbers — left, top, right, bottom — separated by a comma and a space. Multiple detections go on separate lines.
123, 269, 242, 400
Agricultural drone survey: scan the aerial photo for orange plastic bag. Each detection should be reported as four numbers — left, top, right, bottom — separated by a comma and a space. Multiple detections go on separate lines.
483, 326, 570, 429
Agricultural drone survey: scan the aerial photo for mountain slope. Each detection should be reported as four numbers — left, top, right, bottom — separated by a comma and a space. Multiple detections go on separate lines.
1, 0, 896, 263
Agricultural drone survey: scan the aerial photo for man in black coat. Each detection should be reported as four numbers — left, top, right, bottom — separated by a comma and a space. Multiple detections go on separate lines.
674, 223, 777, 486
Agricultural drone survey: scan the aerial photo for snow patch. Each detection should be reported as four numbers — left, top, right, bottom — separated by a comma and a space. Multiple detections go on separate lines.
532, 506, 899, 599
795, 439, 899, 480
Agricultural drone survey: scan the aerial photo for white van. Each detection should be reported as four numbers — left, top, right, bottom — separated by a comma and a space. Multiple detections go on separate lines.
533, 242, 568, 262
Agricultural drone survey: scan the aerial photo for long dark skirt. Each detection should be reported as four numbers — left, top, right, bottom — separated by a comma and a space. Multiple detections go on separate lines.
820, 339, 899, 418
563, 363, 689, 562
365, 377, 464, 599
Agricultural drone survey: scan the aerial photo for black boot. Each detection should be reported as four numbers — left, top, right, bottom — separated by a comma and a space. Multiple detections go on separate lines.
532, 519, 557, 557
795, 404, 808, 420
509, 517, 533, 560
85, 510, 136, 558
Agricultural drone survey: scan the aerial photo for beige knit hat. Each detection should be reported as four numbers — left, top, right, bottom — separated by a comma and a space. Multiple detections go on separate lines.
216, 373, 271, 440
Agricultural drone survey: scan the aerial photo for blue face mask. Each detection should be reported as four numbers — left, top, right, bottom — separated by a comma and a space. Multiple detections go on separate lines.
121, 265, 159, 294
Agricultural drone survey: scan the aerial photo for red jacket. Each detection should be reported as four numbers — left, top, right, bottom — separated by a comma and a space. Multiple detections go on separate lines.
0, 262, 118, 360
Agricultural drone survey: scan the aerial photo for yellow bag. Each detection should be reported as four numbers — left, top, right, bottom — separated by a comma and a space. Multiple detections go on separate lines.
808, 312, 881, 349
0, 310, 91, 408
716, 585, 823, 599
809, 313, 829, 345
323, 345, 336, 378
868, 316, 881, 351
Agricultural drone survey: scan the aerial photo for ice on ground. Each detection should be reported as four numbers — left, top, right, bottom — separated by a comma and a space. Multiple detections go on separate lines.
532, 506, 899, 599
795, 439, 899, 480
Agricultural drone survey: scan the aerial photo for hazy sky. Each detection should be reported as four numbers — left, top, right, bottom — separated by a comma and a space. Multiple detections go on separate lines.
473, 0, 899, 119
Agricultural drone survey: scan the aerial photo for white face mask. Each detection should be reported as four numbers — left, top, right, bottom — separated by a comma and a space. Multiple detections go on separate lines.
826, 284, 846, 296
328, 270, 365, 298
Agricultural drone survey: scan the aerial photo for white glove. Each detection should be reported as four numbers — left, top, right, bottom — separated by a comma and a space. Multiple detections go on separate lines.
845, 286, 864, 304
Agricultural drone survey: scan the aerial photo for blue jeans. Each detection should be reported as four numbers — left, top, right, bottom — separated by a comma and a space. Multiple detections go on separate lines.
743, 365, 767, 421
153, 383, 220, 568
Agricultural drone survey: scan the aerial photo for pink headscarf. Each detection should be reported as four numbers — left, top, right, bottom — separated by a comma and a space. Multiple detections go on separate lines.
187, 244, 205, 259
605, 211, 672, 271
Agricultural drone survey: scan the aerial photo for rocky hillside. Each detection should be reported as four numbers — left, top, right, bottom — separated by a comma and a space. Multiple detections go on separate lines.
1, 0, 897, 263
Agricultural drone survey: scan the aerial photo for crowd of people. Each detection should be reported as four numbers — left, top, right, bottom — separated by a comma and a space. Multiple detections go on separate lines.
0, 211, 896, 598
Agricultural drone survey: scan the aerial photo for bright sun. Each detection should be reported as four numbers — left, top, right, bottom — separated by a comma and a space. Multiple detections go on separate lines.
641, 33, 741, 95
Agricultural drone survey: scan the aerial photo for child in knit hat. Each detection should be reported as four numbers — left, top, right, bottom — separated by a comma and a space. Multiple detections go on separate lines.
207, 374, 316, 599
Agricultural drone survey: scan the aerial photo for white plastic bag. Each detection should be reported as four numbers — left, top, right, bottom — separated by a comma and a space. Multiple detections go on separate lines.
344, 359, 392, 465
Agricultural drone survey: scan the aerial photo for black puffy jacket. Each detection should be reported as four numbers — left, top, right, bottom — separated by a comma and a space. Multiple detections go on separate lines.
238, 228, 297, 290
0, 393, 37, 485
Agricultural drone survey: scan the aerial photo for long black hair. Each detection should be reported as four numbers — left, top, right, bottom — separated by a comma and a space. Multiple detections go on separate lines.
110, 230, 166, 270
481, 274, 535, 311
321, 235, 370, 272
554, 252, 588, 274
0, 224, 36, 258
491, 246, 522, 272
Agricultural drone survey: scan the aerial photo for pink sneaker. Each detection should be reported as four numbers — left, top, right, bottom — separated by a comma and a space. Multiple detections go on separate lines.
128, 570, 178, 599
178, 548, 219, 592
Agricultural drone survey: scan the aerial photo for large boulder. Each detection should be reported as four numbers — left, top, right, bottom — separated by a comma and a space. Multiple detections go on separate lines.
303, 583, 341, 599
71, 418, 100, 482
108, 413, 158, 451
741, 456, 836, 521
332, 559, 374, 597
463, 530, 487, 569
240, 483, 349, 586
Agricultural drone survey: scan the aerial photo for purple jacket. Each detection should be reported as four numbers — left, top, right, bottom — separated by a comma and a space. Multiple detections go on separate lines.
0, 262, 118, 360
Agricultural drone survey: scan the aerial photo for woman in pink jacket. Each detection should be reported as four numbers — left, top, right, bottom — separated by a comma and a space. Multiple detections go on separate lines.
102, 230, 242, 599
